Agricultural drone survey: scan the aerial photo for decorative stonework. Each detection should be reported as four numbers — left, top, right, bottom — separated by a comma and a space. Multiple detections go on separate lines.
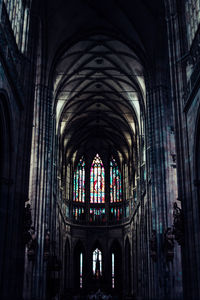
164, 227, 174, 262
172, 202, 184, 246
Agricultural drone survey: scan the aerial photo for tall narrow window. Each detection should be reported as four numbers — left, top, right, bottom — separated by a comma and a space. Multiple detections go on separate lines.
92, 248, 102, 278
90, 154, 105, 203
89, 208, 106, 223
73, 158, 85, 203
110, 207, 122, 221
110, 157, 122, 203
80, 252, 83, 288
112, 253, 115, 288
73, 207, 85, 221
3, 0, 30, 52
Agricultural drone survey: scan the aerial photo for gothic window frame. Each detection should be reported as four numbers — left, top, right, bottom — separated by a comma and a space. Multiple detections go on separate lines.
110, 157, 122, 203
92, 248, 102, 278
73, 157, 85, 203
90, 153, 105, 204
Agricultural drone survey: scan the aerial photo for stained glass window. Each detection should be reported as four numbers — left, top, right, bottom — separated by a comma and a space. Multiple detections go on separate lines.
73, 207, 85, 221
93, 248, 102, 278
3, 0, 30, 53
185, 0, 200, 47
80, 252, 83, 288
110, 207, 122, 221
90, 154, 105, 203
89, 208, 106, 223
112, 253, 115, 288
125, 205, 129, 218
110, 158, 122, 203
73, 158, 85, 203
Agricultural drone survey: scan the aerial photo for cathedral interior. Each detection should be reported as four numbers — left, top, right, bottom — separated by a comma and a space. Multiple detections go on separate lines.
0, 0, 200, 300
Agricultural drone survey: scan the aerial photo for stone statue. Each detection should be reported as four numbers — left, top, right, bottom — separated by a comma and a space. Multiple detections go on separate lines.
164, 227, 174, 261
173, 202, 184, 245
24, 203, 32, 245
27, 227, 37, 261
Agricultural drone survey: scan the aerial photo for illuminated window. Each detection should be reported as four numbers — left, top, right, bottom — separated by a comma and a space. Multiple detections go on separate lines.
110, 157, 122, 203
92, 248, 102, 278
73, 158, 85, 203
80, 252, 83, 288
112, 253, 115, 288
90, 154, 105, 203
3, 0, 30, 52
73, 207, 85, 221
89, 208, 106, 223
185, 0, 200, 47
110, 207, 122, 221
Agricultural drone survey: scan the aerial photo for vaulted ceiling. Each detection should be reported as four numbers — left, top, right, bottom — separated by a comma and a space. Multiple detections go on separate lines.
36, 0, 167, 166
53, 35, 145, 164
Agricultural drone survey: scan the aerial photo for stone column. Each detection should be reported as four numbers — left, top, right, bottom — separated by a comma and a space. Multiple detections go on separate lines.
146, 68, 182, 300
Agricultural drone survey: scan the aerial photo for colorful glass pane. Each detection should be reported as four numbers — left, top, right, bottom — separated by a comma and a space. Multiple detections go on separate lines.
80, 252, 83, 288
110, 157, 122, 203
73, 207, 85, 221
110, 207, 122, 221
73, 158, 85, 203
90, 154, 105, 203
112, 253, 115, 288
89, 208, 106, 223
93, 248, 102, 277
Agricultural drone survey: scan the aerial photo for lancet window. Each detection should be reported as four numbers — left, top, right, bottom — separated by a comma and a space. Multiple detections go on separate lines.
73, 158, 85, 203
90, 154, 105, 203
92, 248, 102, 278
110, 157, 122, 203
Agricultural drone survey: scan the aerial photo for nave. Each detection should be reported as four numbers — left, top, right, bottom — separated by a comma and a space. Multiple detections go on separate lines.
0, 1, 200, 300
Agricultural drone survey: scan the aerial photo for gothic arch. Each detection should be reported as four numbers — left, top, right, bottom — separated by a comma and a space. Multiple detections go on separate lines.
50, 29, 147, 91
91, 240, 103, 260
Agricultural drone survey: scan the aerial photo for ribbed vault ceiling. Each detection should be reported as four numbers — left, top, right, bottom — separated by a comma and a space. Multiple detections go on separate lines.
53, 35, 146, 165
44, 0, 166, 166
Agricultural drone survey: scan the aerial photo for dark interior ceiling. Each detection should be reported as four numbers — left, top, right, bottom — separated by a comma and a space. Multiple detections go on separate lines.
37, 0, 166, 166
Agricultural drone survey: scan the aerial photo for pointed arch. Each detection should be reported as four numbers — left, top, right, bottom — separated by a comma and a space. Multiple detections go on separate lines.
73, 157, 85, 203
92, 240, 103, 279
90, 154, 105, 203
110, 156, 122, 203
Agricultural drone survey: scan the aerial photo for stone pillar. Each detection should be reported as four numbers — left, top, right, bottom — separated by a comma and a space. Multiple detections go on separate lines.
165, 1, 200, 299
146, 68, 182, 299
26, 21, 54, 297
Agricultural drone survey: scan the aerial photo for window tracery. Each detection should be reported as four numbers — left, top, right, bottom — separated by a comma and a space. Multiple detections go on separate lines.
110, 157, 122, 203
90, 154, 105, 203
73, 158, 85, 203
71, 154, 123, 224
185, 0, 200, 47
3, 0, 30, 52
